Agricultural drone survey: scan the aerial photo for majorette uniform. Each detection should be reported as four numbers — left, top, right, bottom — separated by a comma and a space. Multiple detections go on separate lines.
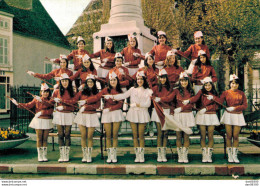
107, 66, 130, 92
87, 88, 124, 123
189, 90, 220, 126
90, 49, 115, 78
177, 44, 210, 61
121, 46, 142, 76
133, 67, 158, 88
69, 68, 97, 85
74, 91, 100, 127
19, 97, 54, 130
151, 85, 171, 122
149, 44, 172, 69
52, 89, 78, 126
164, 66, 184, 88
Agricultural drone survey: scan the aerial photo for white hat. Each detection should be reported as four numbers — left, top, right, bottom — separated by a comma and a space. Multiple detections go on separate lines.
83, 54, 90, 62
86, 74, 95, 80
166, 50, 175, 57
41, 83, 49, 91
128, 33, 136, 40
145, 52, 152, 59
230, 74, 239, 81
60, 73, 70, 80
158, 31, 166, 37
59, 54, 67, 60
115, 52, 123, 58
194, 31, 203, 38
159, 69, 167, 76
198, 50, 206, 56
109, 71, 117, 79
201, 77, 212, 84
77, 36, 85, 43
105, 36, 112, 42
136, 71, 145, 78
179, 72, 189, 79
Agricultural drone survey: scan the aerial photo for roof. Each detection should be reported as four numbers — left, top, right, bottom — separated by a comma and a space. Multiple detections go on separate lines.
0, 0, 71, 48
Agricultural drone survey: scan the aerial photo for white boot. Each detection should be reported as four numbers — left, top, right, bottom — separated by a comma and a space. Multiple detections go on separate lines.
177, 147, 183, 163
207, 148, 213, 163
232, 147, 240, 163
82, 147, 87, 163
134, 147, 140, 163
112, 147, 117, 163
157, 147, 162, 162
227, 147, 234, 163
182, 147, 189, 163
87, 147, 92, 163
58, 146, 64, 163
42, 147, 48, 162
201, 147, 207, 163
161, 147, 167, 162
139, 148, 145, 163
37, 147, 43, 162
106, 148, 112, 163
64, 146, 70, 162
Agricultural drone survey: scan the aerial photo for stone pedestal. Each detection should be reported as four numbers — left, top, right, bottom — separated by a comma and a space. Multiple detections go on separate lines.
93, 0, 156, 54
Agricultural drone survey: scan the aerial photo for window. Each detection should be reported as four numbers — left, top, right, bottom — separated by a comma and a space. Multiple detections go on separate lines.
0, 37, 8, 65
0, 19, 9, 30
0, 75, 10, 112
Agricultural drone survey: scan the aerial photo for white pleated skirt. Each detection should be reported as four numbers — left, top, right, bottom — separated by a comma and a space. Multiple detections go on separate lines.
195, 113, 220, 126
97, 67, 110, 78
151, 108, 170, 123
52, 111, 75, 126
126, 107, 150, 123
74, 112, 100, 127
127, 68, 139, 76
220, 111, 246, 126
173, 112, 196, 128
101, 109, 124, 123
29, 117, 53, 130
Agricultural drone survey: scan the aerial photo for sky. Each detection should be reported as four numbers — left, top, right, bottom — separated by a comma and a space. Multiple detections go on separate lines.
40, 0, 91, 35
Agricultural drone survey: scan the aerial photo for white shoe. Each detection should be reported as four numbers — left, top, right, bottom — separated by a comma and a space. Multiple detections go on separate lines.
207, 148, 213, 163
112, 148, 117, 163
202, 147, 207, 163
227, 147, 234, 163
182, 147, 189, 163
157, 147, 162, 162
139, 148, 145, 163
58, 146, 64, 163
87, 147, 92, 163
106, 148, 112, 163
42, 147, 48, 162
134, 147, 140, 163
177, 147, 183, 163
64, 146, 70, 162
82, 147, 87, 163
232, 148, 240, 163
161, 147, 167, 162
37, 147, 43, 162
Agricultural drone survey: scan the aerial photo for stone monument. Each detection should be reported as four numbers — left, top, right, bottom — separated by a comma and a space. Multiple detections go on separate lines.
93, 0, 156, 54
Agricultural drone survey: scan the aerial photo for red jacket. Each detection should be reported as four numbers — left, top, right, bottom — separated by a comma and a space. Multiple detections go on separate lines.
69, 68, 97, 85
164, 66, 184, 85
121, 46, 141, 68
177, 44, 210, 60
76, 91, 100, 114
149, 44, 172, 64
192, 64, 217, 85
106, 67, 130, 87
152, 86, 172, 109
35, 69, 73, 84
52, 89, 79, 112
90, 49, 115, 69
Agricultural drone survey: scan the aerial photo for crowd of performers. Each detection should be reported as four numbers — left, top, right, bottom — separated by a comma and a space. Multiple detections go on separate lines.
9, 30, 247, 164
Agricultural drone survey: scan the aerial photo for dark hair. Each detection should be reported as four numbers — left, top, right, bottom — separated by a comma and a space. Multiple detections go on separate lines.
114, 56, 124, 64
144, 55, 156, 71
195, 54, 211, 73
158, 75, 170, 92
178, 77, 194, 97
82, 58, 95, 72
82, 79, 98, 96
40, 89, 52, 99
201, 82, 218, 96
105, 40, 115, 53
165, 55, 179, 69
59, 79, 74, 97
77, 40, 86, 45
107, 77, 123, 93
60, 58, 69, 69
127, 37, 138, 49
229, 79, 240, 89
134, 76, 150, 89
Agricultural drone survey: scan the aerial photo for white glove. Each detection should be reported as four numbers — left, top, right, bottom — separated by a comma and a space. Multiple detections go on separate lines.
174, 107, 182, 114
133, 53, 140, 57
78, 100, 86, 106
198, 108, 207, 114
191, 59, 197, 65
35, 111, 42, 118
101, 62, 106, 67
171, 49, 177, 53
102, 58, 108, 63
50, 58, 56, 62
53, 84, 59, 90
56, 106, 64, 111
54, 77, 60, 81
103, 108, 110, 114
104, 95, 113, 100
130, 103, 137, 107
154, 97, 161, 102
78, 85, 84, 91
124, 62, 130, 67
156, 61, 164, 66
54, 98, 61, 103
75, 55, 83, 59
226, 107, 235, 112
119, 68, 125, 75
206, 95, 214, 100
79, 106, 85, 113
11, 99, 18, 106
35, 96, 42, 102
27, 71, 35, 76
183, 100, 190, 105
